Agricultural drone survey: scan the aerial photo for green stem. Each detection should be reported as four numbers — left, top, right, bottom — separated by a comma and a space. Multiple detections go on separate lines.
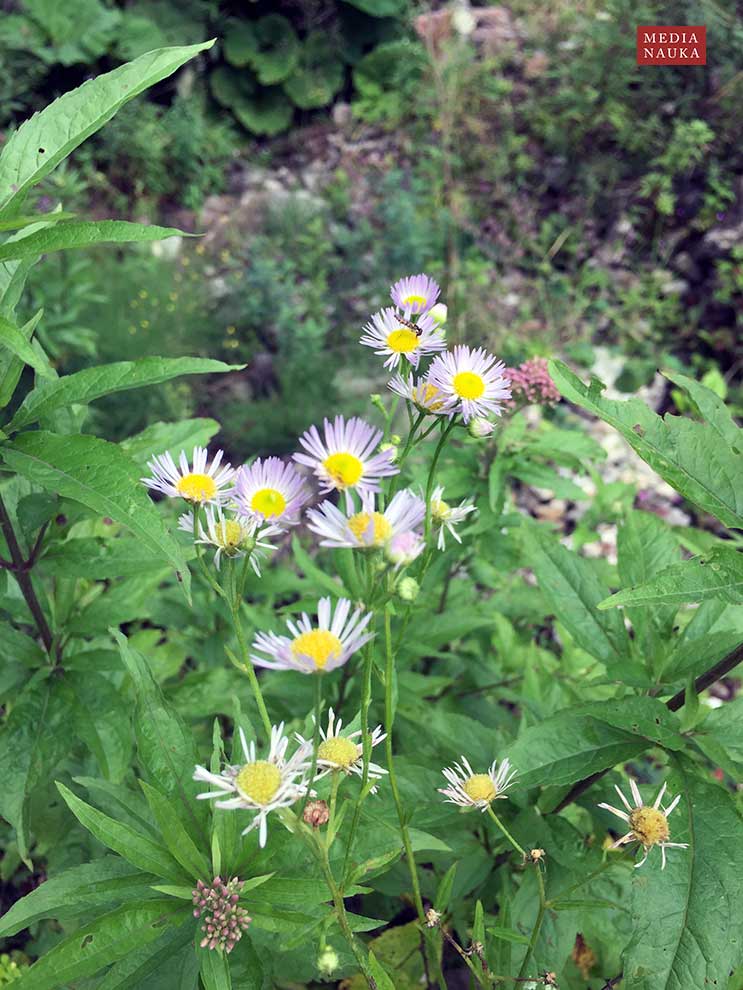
485, 805, 526, 859
231, 601, 272, 741
424, 419, 457, 541
517, 864, 547, 981
342, 634, 375, 880
302, 674, 323, 813
327, 771, 341, 847
0, 494, 54, 658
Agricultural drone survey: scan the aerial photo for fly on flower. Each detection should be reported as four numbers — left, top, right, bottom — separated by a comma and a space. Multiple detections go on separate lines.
234, 456, 310, 527
193, 724, 311, 848
296, 708, 387, 790
250, 596, 374, 674
306, 490, 424, 551
360, 308, 445, 370
178, 506, 280, 573
427, 345, 512, 423
390, 273, 441, 318
429, 485, 476, 550
598, 778, 688, 869
294, 415, 398, 511
439, 756, 517, 810
142, 446, 235, 504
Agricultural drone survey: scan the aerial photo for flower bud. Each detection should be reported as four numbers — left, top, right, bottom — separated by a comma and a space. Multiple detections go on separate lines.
468, 417, 495, 439
317, 945, 340, 976
303, 799, 330, 828
397, 576, 420, 602
379, 441, 399, 462
428, 302, 448, 325
386, 530, 424, 568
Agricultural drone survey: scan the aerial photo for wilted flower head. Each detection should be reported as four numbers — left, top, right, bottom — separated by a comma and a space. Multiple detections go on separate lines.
303, 799, 330, 828
388, 373, 448, 416
427, 345, 511, 423
142, 446, 235, 504
360, 307, 445, 369
504, 358, 559, 408
179, 506, 280, 572
439, 756, 517, 810
250, 597, 374, 674
193, 724, 311, 847
390, 273, 441, 317
192, 876, 251, 953
598, 778, 688, 869
429, 485, 476, 550
306, 490, 424, 551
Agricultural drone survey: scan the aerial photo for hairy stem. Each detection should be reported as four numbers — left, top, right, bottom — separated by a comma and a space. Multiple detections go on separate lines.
231, 602, 272, 741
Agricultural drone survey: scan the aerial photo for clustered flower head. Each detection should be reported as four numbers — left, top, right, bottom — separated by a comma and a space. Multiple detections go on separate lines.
504, 357, 559, 408
192, 876, 251, 953
598, 777, 687, 869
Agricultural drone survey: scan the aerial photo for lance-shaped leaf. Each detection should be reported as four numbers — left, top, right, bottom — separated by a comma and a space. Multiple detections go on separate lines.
8, 356, 243, 431
623, 758, 743, 989
12, 899, 190, 990
0, 41, 214, 212
0, 311, 52, 401
0, 431, 191, 599
663, 369, 741, 446
549, 360, 743, 530
0, 220, 192, 263
600, 546, 743, 609
120, 417, 221, 466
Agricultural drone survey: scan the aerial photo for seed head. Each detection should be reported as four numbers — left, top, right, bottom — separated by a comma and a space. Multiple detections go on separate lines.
303, 799, 330, 828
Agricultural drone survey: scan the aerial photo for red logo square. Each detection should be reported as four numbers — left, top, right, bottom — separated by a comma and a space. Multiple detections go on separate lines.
636, 25, 706, 65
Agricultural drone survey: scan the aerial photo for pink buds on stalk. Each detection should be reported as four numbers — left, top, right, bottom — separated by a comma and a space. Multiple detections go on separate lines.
192, 876, 252, 953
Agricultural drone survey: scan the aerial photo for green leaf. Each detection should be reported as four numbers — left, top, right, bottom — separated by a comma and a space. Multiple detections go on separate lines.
95, 917, 196, 990
0, 41, 215, 212
8, 356, 242, 431
697, 696, 743, 772
0, 310, 52, 385
549, 360, 743, 530
434, 863, 456, 913
120, 418, 221, 466
200, 947, 232, 990
623, 759, 743, 988
600, 546, 743, 608
525, 523, 631, 670
0, 431, 191, 600
291, 535, 348, 596
13, 899, 189, 990
0, 857, 155, 937
66, 671, 132, 781
367, 950, 396, 990
505, 698, 683, 792
0, 220, 192, 263
140, 781, 210, 881
0, 212, 77, 232
664, 369, 741, 446
56, 782, 186, 882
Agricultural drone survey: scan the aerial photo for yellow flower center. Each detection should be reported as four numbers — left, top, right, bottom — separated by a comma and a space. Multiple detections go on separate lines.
462, 774, 497, 803
403, 293, 427, 308
318, 736, 359, 769
250, 487, 287, 518
415, 382, 444, 411
386, 328, 420, 354
348, 511, 392, 546
291, 629, 343, 670
176, 472, 218, 502
323, 452, 364, 488
235, 760, 282, 805
215, 519, 244, 549
453, 371, 486, 400
431, 499, 451, 521
629, 806, 670, 846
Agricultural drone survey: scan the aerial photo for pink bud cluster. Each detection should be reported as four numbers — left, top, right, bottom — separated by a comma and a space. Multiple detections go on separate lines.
192, 876, 252, 953
504, 358, 560, 408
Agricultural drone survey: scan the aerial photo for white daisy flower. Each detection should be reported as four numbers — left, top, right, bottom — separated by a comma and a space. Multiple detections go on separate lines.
294, 416, 398, 512
234, 457, 310, 528
430, 485, 477, 550
427, 346, 512, 423
390, 273, 441, 317
598, 778, 688, 869
306, 490, 425, 550
178, 507, 280, 573
360, 308, 445, 370
438, 756, 517, 810
296, 707, 387, 791
250, 596, 374, 674
387, 373, 448, 416
142, 446, 235, 504
193, 723, 311, 848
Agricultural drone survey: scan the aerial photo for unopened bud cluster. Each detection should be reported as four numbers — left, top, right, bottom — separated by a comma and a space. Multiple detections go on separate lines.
192, 876, 251, 953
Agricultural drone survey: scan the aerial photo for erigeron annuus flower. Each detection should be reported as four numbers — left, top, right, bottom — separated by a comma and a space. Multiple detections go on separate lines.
360, 308, 445, 370
427, 345, 512, 423
142, 446, 235, 504
306, 490, 424, 551
296, 707, 387, 789
390, 273, 441, 317
439, 756, 517, 810
294, 415, 398, 511
598, 778, 688, 869
250, 596, 373, 674
178, 507, 280, 572
234, 457, 310, 527
193, 724, 311, 848
430, 485, 476, 550
388, 373, 448, 415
